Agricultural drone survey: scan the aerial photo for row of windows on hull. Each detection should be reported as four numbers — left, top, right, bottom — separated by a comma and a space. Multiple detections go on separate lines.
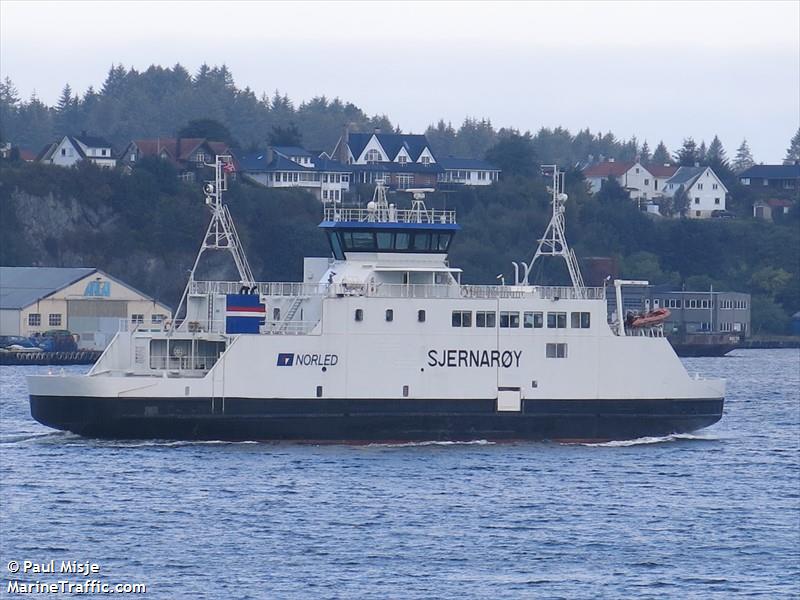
453, 310, 590, 329
351, 308, 591, 331
327, 230, 453, 259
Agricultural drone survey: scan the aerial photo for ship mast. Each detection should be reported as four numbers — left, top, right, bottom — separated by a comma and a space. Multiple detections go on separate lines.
520, 165, 585, 296
173, 155, 255, 323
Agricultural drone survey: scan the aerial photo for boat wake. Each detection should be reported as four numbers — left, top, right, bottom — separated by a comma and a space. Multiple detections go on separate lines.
581, 433, 721, 447
366, 440, 495, 448
0, 431, 76, 445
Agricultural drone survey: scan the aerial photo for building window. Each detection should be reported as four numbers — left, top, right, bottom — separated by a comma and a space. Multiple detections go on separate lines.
715, 198, 720, 204
195, 153, 207, 163
523, 311, 544, 328
644, 178, 650, 185
365, 149, 383, 163
385, 309, 394, 322
712, 183, 718, 190
131, 314, 144, 324
635, 167, 640, 174
570, 312, 591, 328
397, 174, 414, 189
421, 156, 430, 165
102, 149, 108, 156
452, 310, 472, 327
398, 155, 407, 164
695, 211, 701, 217
61, 148, 66, 156
498, 311, 519, 328
697, 183, 703, 190
694, 198, 700, 204
355, 309, 364, 322
665, 298, 681, 309
741, 178, 750, 185
48, 313, 62, 327
28, 313, 41, 327
547, 312, 567, 328
418, 310, 426, 322
476, 311, 496, 328
546, 343, 568, 358
151, 314, 166, 324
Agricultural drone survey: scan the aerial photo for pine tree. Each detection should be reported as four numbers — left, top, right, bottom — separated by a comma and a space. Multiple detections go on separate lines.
56, 84, 73, 112
675, 138, 699, 166
706, 135, 727, 166
698, 140, 707, 163
785, 128, 800, 163
652, 141, 670, 165
640, 140, 651, 163
732, 139, 755, 173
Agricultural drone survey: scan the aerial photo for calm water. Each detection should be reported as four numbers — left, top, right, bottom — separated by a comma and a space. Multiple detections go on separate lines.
1, 350, 798, 599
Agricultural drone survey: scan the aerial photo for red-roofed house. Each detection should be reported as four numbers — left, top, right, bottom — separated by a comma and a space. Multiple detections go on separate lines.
644, 163, 679, 196
753, 198, 794, 221
119, 138, 233, 182
582, 160, 656, 201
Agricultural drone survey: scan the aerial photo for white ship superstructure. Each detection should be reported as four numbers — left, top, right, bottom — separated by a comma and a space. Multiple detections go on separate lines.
28, 158, 725, 441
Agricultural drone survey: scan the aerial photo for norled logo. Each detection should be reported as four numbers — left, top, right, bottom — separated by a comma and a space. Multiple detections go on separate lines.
277, 353, 338, 367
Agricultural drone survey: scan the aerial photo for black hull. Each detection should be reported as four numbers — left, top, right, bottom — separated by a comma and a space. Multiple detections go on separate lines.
30, 396, 724, 442
671, 344, 737, 357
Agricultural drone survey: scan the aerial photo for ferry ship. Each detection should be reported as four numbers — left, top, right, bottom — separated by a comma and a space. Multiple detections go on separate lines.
27, 158, 725, 442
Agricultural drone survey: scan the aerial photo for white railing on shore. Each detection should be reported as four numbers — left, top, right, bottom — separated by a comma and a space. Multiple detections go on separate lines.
189, 280, 605, 301
323, 206, 457, 224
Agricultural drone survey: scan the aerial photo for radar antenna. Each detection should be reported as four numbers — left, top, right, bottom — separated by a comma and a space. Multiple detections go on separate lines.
174, 155, 255, 323
520, 165, 585, 296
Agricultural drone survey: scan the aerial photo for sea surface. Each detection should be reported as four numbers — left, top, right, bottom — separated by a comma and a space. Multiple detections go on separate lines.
1, 349, 798, 599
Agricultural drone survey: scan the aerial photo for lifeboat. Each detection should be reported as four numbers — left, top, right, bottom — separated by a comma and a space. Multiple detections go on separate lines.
631, 307, 671, 328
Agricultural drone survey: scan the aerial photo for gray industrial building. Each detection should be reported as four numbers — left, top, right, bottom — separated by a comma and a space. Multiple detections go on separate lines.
608, 285, 751, 337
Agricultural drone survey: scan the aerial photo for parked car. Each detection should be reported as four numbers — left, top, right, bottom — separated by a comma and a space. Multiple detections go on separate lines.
32, 330, 79, 352
0, 335, 43, 353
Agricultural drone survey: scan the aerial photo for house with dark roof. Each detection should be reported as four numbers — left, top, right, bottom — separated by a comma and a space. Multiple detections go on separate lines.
662, 166, 728, 218
437, 157, 501, 187
753, 198, 794, 221
643, 163, 679, 195
235, 147, 351, 202
739, 162, 800, 190
37, 134, 116, 168
331, 129, 442, 190
0, 267, 171, 349
119, 138, 232, 182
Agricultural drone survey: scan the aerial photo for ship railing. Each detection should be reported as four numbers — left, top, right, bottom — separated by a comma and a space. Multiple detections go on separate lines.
189, 280, 605, 301
148, 354, 219, 371
323, 206, 457, 225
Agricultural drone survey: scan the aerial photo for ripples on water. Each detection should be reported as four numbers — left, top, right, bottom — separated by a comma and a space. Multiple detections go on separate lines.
1, 350, 798, 599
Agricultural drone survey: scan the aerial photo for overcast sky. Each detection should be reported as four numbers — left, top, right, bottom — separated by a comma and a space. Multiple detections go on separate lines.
1, 1, 798, 161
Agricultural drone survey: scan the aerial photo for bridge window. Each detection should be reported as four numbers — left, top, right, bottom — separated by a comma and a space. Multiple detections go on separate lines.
395, 233, 410, 250
412, 233, 432, 251
452, 310, 472, 327
547, 312, 567, 328
524, 311, 543, 329
546, 343, 568, 358
500, 311, 520, 328
376, 232, 393, 250
476, 311, 496, 328
571, 312, 591, 328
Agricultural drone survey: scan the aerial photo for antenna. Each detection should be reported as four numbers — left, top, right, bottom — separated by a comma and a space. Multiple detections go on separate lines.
173, 155, 255, 323
520, 165, 585, 296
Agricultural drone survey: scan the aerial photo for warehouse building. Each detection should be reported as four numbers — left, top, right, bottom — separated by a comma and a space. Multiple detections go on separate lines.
0, 267, 172, 350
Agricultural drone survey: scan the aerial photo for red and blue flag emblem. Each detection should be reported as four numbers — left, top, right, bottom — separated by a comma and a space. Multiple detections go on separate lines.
225, 294, 266, 334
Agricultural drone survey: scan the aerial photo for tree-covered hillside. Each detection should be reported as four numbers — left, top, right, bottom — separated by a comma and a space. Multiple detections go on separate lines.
1, 161, 797, 334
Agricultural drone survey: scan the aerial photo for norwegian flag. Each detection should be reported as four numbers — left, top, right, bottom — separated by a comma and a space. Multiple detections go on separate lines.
222, 160, 236, 173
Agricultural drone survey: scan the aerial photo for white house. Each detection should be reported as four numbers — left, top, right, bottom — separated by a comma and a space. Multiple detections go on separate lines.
0, 267, 171, 350
661, 166, 728, 218
437, 157, 501, 186
582, 160, 656, 200
644, 163, 679, 196
37, 134, 116, 168
235, 147, 351, 202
